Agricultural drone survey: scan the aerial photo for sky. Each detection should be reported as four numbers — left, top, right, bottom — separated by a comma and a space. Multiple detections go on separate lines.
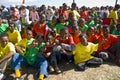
0, 0, 119, 8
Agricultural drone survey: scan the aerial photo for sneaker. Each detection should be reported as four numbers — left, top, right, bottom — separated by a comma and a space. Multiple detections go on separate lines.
15, 77, 22, 80
0, 73, 6, 80
49, 65, 54, 73
55, 67, 61, 74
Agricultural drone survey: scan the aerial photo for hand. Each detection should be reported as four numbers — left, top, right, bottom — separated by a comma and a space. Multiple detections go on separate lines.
44, 52, 51, 57
60, 48, 66, 54
99, 39, 108, 46
0, 59, 3, 64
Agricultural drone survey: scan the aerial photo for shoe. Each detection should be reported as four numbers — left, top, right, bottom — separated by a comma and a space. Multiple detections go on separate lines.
15, 77, 22, 80
49, 65, 54, 73
55, 67, 61, 74
0, 73, 6, 80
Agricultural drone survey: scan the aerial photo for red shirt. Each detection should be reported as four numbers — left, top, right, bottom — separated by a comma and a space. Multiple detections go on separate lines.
102, 18, 111, 25
98, 34, 119, 52
32, 22, 48, 37
57, 35, 75, 45
68, 27, 73, 34
87, 34, 99, 43
59, 10, 69, 19
71, 34, 80, 44
80, 11, 89, 19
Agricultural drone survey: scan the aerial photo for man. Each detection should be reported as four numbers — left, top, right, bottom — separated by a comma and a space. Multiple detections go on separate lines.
62, 33, 103, 71
0, 33, 16, 80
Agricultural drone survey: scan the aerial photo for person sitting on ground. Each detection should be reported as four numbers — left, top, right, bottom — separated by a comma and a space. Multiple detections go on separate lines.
32, 14, 49, 38
56, 27, 75, 63
97, 25, 120, 66
43, 33, 61, 74
0, 33, 16, 80
61, 33, 103, 71
71, 25, 81, 44
11, 30, 48, 80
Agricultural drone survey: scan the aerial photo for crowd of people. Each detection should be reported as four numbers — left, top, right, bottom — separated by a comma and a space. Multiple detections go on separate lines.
0, 2, 120, 80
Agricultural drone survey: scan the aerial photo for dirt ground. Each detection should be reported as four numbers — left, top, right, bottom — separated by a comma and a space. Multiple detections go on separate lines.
5, 61, 120, 80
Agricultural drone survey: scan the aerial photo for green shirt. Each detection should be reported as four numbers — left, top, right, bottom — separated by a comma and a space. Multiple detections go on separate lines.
55, 23, 66, 34
0, 23, 8, 34
86, 20, 95, 27
80, 24, 89, 33
24, 42, 45, 65
112, 29, 120, 35
47, 21, 56, 28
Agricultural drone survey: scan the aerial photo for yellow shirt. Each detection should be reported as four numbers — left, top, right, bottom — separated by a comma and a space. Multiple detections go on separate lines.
72, 42, 98, 64
108, 10, 118, 20
68, 10, 80, 19
15, 38, 34, 52
0, 42, 16, 59
7, 30, 22, 44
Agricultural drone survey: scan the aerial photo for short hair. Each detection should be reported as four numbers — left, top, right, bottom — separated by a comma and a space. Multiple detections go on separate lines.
79, 33, 87, 39
102, 25, 110, 29
0, 33, 8, 38
60, 27, 68, 33
36, 34, 44, 40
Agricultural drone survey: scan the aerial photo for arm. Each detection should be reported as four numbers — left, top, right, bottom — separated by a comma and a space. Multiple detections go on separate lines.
15, 45, 24, 54
0, 51, 14, 63
60, 48, 72, 55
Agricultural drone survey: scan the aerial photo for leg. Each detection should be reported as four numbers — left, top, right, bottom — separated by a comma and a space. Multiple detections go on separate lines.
33, 54, 48, 80
55, 51, 62, 64
0, 58, 11, 73
109, 42, 120, 65
86, 57, 103, 67
99, 51, 109, 61
49, 54, 61, 74
0, 58, 11, 80
76, 62, 87, 71
11, 53, 28, 79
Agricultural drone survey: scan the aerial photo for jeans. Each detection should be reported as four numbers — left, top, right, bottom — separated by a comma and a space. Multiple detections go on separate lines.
11, 53, 48, 77
55, 51, 73, 62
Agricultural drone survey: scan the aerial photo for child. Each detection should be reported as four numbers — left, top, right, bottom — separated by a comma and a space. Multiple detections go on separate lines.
0, 17, 9, 34
112, 23, 120, 35
71, 25, 81, 44
56, 27, 75, 62
55, 14, 67, 34
86, 26, 98, 43
78, 18, 88, 33
43, 33, 61, 74
97, 25, 120, 65
11, 30, 48, 80
0, 33, 16, 80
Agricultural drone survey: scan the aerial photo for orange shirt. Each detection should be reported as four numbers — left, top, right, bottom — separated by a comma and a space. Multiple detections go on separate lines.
97, 34, 119, 52
32, 22, 48, 37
